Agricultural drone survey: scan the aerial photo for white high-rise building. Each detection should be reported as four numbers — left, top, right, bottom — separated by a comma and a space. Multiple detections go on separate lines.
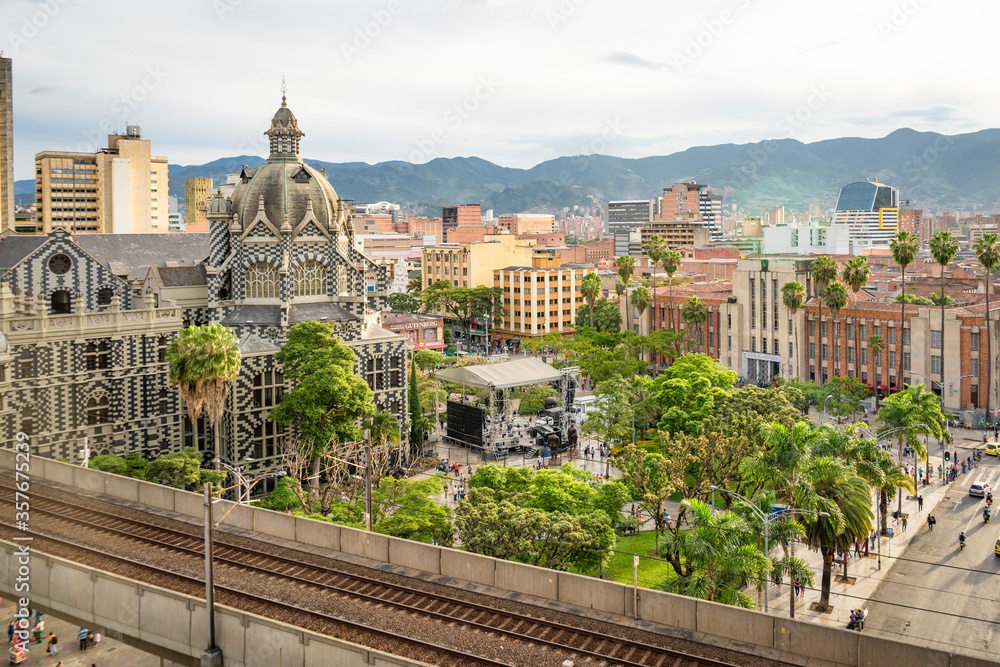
0, 57, 13, 232
831, 180, 899, 252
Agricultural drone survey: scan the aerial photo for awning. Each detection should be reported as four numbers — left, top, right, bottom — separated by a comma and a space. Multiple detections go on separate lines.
435, 357, 562, 389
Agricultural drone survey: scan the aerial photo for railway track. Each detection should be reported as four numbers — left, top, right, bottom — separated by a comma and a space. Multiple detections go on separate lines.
0, 479, 770, 667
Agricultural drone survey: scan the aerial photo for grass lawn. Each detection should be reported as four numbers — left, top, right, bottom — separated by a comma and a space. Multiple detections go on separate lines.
585, 530, 674, 589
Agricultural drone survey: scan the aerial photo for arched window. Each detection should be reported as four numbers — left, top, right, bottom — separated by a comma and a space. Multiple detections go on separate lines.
293, 260, 326, 297
245, 262, 278, 299
86, 396, 110, 425
96, 287, 114, 306
50, 289, 72, 314
84, 339, 111, 370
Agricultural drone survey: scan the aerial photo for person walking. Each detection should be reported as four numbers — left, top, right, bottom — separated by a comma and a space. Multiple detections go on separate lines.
917, 495, 924, 511
902, 515, 908, 532
7, 621, 13, 644
46, 632, 57, 655
78, 627, 88, 651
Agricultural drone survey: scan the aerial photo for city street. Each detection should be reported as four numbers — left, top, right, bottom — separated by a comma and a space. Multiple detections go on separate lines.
866, 455, 1000, 658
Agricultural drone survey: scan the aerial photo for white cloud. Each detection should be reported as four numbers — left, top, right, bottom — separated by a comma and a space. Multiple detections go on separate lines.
5, 0, 1000, 179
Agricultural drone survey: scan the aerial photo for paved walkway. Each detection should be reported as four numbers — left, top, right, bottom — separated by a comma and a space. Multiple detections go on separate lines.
0, 598, 168, 666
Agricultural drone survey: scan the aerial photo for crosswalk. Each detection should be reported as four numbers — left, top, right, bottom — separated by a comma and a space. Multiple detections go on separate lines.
966, 467, 998, 489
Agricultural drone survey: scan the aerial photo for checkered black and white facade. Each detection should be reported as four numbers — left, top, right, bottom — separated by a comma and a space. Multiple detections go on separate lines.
0, 99, 408, 491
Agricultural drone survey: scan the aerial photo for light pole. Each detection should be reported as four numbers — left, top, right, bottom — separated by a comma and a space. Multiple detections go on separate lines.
708, 485, 827, 614
202, 470, 285, 666
822, 394, 833, 424
213, 457, 254, 503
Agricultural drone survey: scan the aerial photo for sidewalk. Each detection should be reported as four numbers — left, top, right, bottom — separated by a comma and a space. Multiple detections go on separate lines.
0, 598, 166, 666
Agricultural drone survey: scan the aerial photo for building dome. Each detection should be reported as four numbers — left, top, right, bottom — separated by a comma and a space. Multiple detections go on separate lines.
227, 96, 342, 230
207, 190, 229, 216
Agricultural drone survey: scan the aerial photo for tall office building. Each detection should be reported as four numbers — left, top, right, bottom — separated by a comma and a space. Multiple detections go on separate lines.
701, 192, 724, 242
442, 204, 481, 234
35, 126, 169, 234
831, 180, 899, 251
184, 176, 213, 233
646, 182, 719, 245
0, 57, 13, 232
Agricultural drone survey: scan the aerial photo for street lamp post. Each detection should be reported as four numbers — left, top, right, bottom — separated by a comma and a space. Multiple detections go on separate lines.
822, 394, 833, 424
708, 485, 827, 615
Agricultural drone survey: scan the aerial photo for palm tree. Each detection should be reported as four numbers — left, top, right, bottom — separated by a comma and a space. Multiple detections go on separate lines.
879, 384, 947, 513
928, 232, 958, 397
868, 335, 885, 411
841, 256, 871, 382
811, 257, 839, 384
782, 281, 806, 378
616, 255, 637, 329
632, 285, 652, 336
822, 282, 849, 377
974, 233, 1000, 423
581, 272, 601, 329
166, 324, 243, 470
890, 231, 919, 392
680, 296, 707, 353
664, 249, 683, 334
645, 235, 667, 334
798, 456, 873, 611
364, 409, 401, 464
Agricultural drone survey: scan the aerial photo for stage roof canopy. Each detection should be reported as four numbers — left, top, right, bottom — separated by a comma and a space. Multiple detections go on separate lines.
435, 357, 561, 389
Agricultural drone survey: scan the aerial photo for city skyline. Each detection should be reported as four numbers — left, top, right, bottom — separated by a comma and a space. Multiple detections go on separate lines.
3, 0, 999, 179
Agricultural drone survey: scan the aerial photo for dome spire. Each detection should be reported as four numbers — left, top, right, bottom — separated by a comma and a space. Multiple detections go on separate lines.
281, 74, 287, 107
265, 78, 304, 162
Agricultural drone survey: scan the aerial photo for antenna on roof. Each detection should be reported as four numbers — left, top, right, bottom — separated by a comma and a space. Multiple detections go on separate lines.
281, 74, 287, 105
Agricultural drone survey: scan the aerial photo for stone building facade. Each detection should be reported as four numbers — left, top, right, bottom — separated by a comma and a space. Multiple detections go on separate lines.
0, 97, 408, 493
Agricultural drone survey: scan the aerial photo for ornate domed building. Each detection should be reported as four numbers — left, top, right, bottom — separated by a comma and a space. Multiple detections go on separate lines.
0, 95, 408, 492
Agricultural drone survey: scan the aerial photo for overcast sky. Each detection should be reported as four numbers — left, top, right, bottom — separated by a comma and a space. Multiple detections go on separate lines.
4, 0, 998, 179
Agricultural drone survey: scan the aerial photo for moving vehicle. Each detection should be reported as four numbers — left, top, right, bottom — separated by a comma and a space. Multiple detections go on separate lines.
995, 534, 1000, 556
970, 482, 989, 498
986, 442, 1000, 456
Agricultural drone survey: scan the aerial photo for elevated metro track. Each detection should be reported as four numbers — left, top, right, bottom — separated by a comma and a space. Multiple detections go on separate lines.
0, 474, 773, 667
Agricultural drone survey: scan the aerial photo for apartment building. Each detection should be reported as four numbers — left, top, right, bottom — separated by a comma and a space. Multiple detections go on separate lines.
493, 255, 590, 342
0, 57, 13, 232
184, 176, 213, 232
497, 213, 555, 235
35, 126, 169, 234
422, 233, 537, 289
442, 204, 481, 234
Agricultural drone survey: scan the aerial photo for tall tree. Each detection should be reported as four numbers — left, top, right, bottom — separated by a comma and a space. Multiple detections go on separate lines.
974, 233, 1000, 423
166, 323, 243, 471
364, 409, 402, 464
645, 235, 667, 334
798, 457, 873, 611
408, 361, 423, 459
929, 232, 958, 397
616, 255, 637, 330
581, 271, 602, 329
879, 384, 947, 512
681, 296, 707, 353
632, 285, 652, 336
664, 249, 683, 334
890, 231, 919, 392
271, 322, 376, 498
868, 335, 885, 412
811, 257, 839, 385
822, 282, 849, 376
782, 281, 806, 380
841, 256, 871, 385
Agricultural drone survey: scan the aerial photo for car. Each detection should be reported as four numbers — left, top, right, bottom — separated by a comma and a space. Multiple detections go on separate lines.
995, 535, 1000, 556
986, 443, 1000, 456
970, 482, 989, 498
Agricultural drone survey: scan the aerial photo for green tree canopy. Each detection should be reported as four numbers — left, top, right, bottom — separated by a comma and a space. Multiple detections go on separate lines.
651, 354, 736, 435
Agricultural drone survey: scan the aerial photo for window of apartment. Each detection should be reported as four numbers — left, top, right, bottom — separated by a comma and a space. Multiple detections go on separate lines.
848, 325, 854, 341
728, 313, 732, 327
903, 353, 911, 370
84, 340, 111, 371
972, 358, 980, 376
931, 330, 942, 349
971, 332, 980, 351
932, 355, 943, 375
751, 338, 757, 352
810, 366, 816, 381
252, 420, 281, 459
860, 323, 867, 340
709, 332, 715, 348
822, 344, 827, 360
888, 327, 896, 345
861, 371, 868, 383
728, 336, 732, 350
848, 347, 855, 364
246, 262, 279, 299
86, 395, 110, 425
821, 321, 827, 338
861, 348, 868, 365
809, 320, 815, 336
762, 339, 767, 353
809, 342, 815, 358
789, 341, 793, 357
889, 351, 895, 368
20, 407, 33, 435
774, 338, 779, 355
252, 370, 285, 409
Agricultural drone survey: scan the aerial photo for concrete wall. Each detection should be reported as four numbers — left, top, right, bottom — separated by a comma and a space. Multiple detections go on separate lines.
0, 543, 432, 667
2, 450, 993, 667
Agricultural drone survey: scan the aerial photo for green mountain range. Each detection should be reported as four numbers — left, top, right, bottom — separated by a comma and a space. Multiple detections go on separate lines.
17, 128, 1000, 215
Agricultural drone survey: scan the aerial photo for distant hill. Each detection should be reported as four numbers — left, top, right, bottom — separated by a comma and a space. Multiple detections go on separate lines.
26, 128, 1000, 216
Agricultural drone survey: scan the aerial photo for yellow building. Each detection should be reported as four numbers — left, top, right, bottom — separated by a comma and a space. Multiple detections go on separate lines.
34, 126, 168, 234
493, 255, 590, 340
184, 177, 213, 229
422, 233, 537, 289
